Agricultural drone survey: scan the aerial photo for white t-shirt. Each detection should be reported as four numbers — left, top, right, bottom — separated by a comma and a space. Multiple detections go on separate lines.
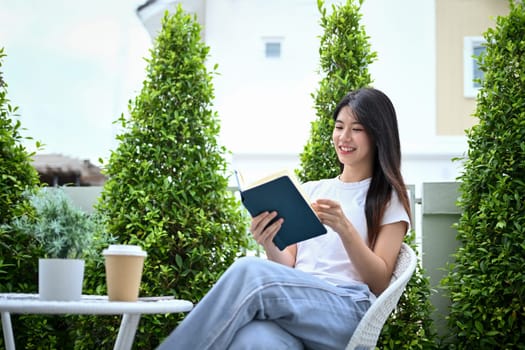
294, 177, 410, 286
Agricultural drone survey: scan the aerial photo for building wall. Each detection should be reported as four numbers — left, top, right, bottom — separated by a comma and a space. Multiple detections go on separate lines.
205, 0, 326, 156
360, 0, 441, 195
361, 0, 436, 147
436, 0, 509, 135
138, 0, 507, 195
204, 0, 445, 193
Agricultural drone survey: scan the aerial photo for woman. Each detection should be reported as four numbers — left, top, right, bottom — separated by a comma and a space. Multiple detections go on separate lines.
157, 87, 411, 350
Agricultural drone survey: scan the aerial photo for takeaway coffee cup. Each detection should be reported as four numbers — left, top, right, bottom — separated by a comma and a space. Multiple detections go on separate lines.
102, 244, 147, 301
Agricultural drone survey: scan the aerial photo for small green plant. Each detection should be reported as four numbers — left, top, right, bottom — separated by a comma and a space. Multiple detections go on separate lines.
1, 187, 112, 349
6, 187, 97, 259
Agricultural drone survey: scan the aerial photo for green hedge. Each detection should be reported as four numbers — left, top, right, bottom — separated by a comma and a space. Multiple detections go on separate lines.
0, 47, 56, 349
442, 2, 525, 348
0, 47, 41, 225
297, 0, 376, 182
71, 7, 251, 349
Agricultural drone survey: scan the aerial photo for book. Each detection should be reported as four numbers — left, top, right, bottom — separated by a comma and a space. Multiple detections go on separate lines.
234, 169, 327, 250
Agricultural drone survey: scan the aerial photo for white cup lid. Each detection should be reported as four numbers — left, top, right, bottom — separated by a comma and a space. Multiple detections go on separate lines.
102, 244, 147, 257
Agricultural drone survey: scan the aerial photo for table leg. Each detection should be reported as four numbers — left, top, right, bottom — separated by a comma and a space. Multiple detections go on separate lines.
1, 312, 16, 350
113, 313, 141, 350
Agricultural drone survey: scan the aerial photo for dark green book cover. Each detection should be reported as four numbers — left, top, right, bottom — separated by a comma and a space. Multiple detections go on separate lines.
237, 172, 327, 250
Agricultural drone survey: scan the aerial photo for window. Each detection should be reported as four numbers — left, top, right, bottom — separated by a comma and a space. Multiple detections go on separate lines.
463, 36, 486, 98
263, 38, 282, 59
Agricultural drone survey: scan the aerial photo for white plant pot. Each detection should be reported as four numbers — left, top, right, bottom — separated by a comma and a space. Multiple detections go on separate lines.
38, 258, 85, 301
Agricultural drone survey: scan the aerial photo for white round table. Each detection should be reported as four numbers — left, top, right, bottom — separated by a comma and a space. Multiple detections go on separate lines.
0, 293, 193, 350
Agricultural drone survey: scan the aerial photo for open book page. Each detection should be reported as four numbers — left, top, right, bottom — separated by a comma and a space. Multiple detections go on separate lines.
235, 168, 317, 216
244, 169, 293, 189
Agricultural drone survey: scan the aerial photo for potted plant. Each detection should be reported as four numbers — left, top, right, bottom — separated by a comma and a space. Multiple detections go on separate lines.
5, 187, 97, 301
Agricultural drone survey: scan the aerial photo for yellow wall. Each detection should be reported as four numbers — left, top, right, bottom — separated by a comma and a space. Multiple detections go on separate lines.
436, 0, 509, 135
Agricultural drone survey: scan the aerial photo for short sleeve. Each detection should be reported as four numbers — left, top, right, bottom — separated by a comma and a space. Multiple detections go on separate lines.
382, 190, 411, 233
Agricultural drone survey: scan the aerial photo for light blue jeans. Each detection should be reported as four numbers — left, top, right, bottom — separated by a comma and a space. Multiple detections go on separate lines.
157, 256, 372, 350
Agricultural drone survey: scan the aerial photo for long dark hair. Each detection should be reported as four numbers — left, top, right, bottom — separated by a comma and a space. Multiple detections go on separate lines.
333, 87, 411, 249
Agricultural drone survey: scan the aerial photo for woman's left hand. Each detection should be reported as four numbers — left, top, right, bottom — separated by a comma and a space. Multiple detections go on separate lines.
311, 199, 350, 235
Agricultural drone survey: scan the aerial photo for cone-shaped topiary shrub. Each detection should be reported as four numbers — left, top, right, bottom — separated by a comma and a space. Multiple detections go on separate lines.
297, 0, 376, 182
442, 2, 524, 348
72, 6, 251, 349
297, 1, 437, 348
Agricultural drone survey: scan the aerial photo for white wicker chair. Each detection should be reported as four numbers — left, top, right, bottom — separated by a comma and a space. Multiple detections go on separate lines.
345, 242, 417, 350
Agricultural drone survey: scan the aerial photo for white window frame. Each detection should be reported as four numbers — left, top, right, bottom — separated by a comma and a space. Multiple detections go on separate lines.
463, 36, 486, 98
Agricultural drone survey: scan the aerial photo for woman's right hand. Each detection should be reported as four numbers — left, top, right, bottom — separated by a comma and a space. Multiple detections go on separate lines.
250, 212, 296, 267
250, 211, 283, 248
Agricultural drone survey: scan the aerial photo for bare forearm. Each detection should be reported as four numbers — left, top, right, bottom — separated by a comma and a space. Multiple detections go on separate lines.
312, 199, 406, 295
340, 233, 390, 295
264, 244, 296, 267
339, 221, 406, 295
